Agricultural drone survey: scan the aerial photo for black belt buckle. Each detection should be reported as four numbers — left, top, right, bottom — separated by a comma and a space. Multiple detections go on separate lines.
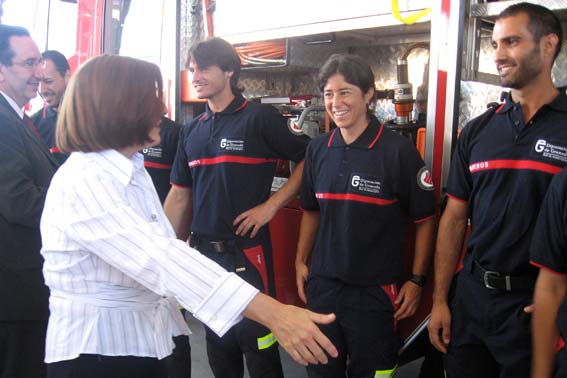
483, 270, 511, 291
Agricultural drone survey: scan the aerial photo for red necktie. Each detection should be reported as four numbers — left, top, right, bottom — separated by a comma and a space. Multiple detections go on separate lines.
23, 114, 41, 140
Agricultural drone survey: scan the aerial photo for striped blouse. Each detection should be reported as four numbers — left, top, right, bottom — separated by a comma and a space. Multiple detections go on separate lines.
40, 150, 258, 363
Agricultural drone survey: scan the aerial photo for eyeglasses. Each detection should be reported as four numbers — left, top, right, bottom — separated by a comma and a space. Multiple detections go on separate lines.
11, 57, 44, 70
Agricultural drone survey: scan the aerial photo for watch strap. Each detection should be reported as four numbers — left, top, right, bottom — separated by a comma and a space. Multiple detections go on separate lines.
409, 274, 426, 287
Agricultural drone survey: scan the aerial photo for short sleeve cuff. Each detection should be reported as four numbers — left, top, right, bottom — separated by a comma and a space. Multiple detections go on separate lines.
447, 193, 468, 203
414, 214, 435, 224
193, 272, 259, 337
170, 182, 191, 189
530, 260, 567, 276
299, 204, 319, 212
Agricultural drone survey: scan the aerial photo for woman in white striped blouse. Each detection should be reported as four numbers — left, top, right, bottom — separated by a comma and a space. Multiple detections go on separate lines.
39, 55, 337, 378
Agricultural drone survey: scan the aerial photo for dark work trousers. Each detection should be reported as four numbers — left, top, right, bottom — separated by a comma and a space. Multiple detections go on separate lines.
47, 354, 167, 378
197, 235, 283, 378
555, 346, 567, 378
0, 320, 47, 378
305, 276, 401, 378
553, 297, 567, 378
444, 270, 532, 378
161, 333, 192, 378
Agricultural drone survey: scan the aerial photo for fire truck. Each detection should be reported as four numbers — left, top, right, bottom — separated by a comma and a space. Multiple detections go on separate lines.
7, 0, 567, 367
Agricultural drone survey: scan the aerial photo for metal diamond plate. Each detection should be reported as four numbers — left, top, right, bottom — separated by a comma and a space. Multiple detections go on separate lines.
459, 23, 567, 129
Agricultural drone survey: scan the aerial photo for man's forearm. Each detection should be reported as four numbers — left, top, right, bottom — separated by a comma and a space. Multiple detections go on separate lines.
164, 186, 193, 241
265, 160, 304, 213
532, 270, 567, 378
411, 217, 436, 276
432, 201, 468, 304
296, 210, 320, 265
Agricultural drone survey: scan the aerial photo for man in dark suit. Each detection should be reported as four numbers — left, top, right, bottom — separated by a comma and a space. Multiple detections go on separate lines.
0, 25, 58, 378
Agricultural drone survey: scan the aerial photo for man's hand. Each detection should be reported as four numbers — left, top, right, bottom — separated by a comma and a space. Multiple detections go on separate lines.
428, 302, 452, 353
296, 261, 309, 303
394, 281, 422, 320
233, 202, 278, 238
271, 305, 338, 366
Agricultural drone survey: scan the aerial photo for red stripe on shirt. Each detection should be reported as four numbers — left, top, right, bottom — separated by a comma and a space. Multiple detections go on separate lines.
188, 155, 278, 168
529, 261, 567, 276
315, 192, 398, 206
50, 147, 61, 154
368, 124, 384, 149
144, 161, 172, 170
234, 100, 248, 112
469, 160, 562, 175
327, 129, 338, 148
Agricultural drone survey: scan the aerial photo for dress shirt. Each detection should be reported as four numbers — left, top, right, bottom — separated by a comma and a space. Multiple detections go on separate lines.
40, 149, 258, 363
0, 90, 24, 118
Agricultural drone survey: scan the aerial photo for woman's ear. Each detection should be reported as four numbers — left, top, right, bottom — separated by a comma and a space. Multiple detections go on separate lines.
365, 87, 375, 105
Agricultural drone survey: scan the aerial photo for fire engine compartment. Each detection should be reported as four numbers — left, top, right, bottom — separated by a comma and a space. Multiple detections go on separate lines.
19, 0, 567, 362
175, 1, 567, 351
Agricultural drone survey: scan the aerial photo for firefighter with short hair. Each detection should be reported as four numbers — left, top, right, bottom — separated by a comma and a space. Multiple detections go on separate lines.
428, 4, 567, 377
296, 53, 436, 378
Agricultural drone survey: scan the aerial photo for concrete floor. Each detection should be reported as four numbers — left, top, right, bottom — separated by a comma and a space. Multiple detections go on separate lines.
186, 314, 423, 378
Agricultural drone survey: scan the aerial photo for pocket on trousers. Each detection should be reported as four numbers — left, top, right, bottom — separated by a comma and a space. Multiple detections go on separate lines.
243, 245, 269, 295
380, 283, 399, 330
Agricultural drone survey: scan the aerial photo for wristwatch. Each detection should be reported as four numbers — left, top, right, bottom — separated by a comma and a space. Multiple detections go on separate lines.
409, 274, 427, 287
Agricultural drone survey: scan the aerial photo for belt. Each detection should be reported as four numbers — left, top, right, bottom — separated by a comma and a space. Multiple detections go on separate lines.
189, 235, 246, 272
189, 236, 235, 253
472, 260, 535, 292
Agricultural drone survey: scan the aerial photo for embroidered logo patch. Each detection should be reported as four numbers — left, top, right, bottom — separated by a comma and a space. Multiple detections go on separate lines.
350, 174, 381, 194
534, 139, 567, 163
142, 147, 163, 158
417, 167, 434, 191
220, 138, 244, 151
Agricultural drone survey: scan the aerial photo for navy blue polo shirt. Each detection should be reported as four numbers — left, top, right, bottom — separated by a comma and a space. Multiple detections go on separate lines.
301, 117, 435, 286
530, 167, 567, 338
31, 106, 67, 165
142, 117, 182, 204
448, 89, 567, 276
171, 94, 309, 239
530, 166, 567, 274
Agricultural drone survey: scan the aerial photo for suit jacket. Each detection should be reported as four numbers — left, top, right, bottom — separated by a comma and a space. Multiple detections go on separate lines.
31, 106, 69, 165
0, 95, 58, 321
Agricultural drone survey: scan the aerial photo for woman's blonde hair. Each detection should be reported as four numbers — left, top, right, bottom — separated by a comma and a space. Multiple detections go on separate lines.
56, 55, 164, 152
